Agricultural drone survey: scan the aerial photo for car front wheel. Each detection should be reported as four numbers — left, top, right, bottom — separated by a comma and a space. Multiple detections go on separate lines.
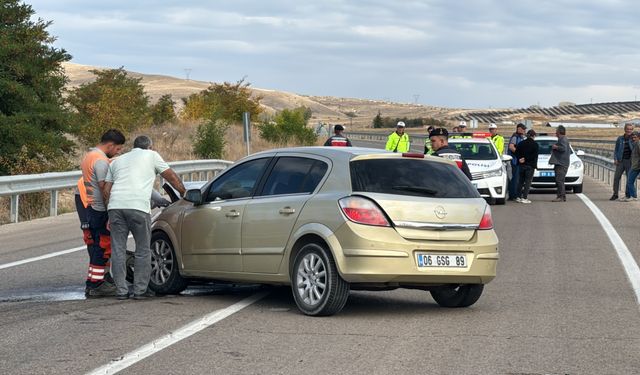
430, 284, 484, 308
148, 232, 188, 295
291, 243, 350, 316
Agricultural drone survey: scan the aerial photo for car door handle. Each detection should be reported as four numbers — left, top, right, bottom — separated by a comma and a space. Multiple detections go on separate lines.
225, 210, 240, 218
279, 207, 296, 215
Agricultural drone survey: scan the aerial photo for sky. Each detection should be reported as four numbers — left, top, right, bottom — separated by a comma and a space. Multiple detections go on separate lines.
27, 0, 640, 108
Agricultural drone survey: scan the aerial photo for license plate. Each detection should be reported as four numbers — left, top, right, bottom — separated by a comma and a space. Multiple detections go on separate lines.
540, 171, 555, 177
417, 253, 468, 268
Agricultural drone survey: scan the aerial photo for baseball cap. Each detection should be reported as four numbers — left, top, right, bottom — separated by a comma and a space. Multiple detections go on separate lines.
429, 127, 448, 137
489, 123, 497, 129
459, 120, 467, 128
396, 121, 406, 127
334, 124, 345, 131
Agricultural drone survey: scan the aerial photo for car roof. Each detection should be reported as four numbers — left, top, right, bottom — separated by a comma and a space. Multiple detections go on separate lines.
241, 146, 454, 166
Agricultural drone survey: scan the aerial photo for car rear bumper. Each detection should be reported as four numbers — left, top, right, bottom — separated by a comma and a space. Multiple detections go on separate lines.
330, 222, 499, 285
532, 168, 584, 188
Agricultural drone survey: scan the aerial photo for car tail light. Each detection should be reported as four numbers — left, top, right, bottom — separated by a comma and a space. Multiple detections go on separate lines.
455, 160, 463, 169
478, 206, 493, 230
339, 196, 390, 227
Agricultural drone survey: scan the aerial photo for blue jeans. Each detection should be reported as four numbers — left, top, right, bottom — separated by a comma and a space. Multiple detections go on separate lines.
508, 163, 520, 199
627, 169, 640, 198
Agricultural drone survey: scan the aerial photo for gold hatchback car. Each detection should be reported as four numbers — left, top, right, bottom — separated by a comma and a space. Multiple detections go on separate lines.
148, 147, 499, 316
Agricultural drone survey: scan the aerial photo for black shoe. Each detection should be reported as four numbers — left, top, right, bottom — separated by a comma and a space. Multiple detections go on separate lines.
116, 293, 130, 300
609, 194, 618, 201
85, 282, 117, 298
552, 197, 566, 202
133, 290, 156, 300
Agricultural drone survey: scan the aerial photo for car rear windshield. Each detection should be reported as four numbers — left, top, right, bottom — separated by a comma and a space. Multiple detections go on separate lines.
536, 139, 574, 155
449, 142, 497, 160
350, 158, 480, 198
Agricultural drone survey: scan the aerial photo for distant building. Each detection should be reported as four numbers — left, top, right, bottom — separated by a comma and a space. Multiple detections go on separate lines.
546, 121, 616, 129
619, 118, 640, 127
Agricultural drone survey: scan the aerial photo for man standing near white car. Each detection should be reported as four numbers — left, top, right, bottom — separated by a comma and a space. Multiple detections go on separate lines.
549, 125, 570, 202
104, 136, 186, 300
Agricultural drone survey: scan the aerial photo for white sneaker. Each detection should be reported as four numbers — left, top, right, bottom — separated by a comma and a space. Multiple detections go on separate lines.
632, 197, 639, 201
521, 198, 532, 204
515, 197, 523, 203
619, 197, 630, 202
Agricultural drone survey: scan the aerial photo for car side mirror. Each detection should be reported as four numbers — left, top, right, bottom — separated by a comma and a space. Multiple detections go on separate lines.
576, 150, 585, 156
501, 155, 512, 162
184, 189, 203, 205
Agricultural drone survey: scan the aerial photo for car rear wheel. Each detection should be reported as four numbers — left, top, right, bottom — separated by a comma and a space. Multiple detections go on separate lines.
572, 184, 583, 193
430, 284, 484, 308
148, 232, 188, 295
291, 243, 350, 316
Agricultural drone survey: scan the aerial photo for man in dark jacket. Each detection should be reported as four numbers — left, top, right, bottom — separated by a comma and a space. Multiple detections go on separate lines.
611, 123, 634, 200
324, 124, 352, 146
549, 125, 571, 202
429, 127, 472, 180
514, 129, 539, 204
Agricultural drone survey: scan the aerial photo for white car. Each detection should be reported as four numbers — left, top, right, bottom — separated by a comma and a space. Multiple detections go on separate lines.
532, 135, 585, 193
449, 134, 512, 205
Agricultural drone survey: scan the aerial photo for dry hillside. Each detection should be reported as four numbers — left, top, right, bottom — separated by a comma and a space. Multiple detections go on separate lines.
62, 62, 640, 136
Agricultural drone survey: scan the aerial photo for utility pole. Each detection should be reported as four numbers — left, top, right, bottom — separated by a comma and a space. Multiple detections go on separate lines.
184, 68, 192, 80
413, 94, 420, 104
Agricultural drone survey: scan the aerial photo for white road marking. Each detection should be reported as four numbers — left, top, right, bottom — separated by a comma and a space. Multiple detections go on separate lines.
578, 193, 640, 304
86, 291, 268, 375
0, 235, 133, 270
0, 246, 85, 270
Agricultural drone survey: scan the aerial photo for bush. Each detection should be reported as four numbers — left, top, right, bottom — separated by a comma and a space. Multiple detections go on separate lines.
193, 119, 228, 159
150, 94, 176, 125
259, 107, 317, 145
67, 68, 151, 144
181, 79, 262, 123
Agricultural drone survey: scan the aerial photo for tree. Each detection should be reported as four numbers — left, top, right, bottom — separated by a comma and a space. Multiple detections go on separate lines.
0, 0, 74, 176
67, 68, 151, 144
259, 107, 317, 145
181, 78, 262, 123
150, 94, 176, 125
372, 111, 384, 128
193, 118, 228, 159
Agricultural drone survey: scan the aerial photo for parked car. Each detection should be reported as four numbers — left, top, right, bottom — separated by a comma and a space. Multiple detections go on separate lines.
146, 147, 500, 316
532, 135, 585, 193
448, 133, 512, 204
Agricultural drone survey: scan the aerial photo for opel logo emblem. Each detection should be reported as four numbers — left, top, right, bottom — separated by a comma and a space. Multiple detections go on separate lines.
434, 206, 447, 219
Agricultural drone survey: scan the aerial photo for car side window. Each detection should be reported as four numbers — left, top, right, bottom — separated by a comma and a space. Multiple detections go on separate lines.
205, 158, 270, 202
260, 157, 328, 196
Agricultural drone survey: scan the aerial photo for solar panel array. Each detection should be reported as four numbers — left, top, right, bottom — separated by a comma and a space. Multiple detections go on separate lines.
455, 101, 640, 123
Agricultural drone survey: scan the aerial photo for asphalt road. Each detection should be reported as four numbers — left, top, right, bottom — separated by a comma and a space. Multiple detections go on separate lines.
1, 146, 639, 374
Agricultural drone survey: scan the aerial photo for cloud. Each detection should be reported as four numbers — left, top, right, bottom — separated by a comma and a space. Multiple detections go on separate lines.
27, 0, 640, 107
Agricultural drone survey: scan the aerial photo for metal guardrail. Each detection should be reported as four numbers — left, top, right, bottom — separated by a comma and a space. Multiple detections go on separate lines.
0, 159, 232, 223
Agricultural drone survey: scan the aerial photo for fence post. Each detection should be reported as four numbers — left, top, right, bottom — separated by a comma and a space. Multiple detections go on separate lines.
10, 194, 19, 223
49, 190, 58, 217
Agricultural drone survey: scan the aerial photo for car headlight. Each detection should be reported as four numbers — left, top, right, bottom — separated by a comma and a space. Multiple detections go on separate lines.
483, 167, 503, 178
571, 160, 583, 170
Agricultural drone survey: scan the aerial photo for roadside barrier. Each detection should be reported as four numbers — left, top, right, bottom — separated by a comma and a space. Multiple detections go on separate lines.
0, 160, 232, 223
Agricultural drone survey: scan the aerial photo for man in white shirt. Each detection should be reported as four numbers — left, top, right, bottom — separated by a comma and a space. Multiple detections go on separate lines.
104, 135, 186, 300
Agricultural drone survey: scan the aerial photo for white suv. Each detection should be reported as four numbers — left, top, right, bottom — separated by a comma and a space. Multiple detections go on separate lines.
449, 134, 512, 204
532, 134, 585, 193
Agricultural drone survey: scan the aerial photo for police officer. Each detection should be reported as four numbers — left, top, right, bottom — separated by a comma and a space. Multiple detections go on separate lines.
488, 123, 504, 155
385, 121, 410, 152
324, 124, 352, 146
429, 127, 472, 180
424, 125, 435, 154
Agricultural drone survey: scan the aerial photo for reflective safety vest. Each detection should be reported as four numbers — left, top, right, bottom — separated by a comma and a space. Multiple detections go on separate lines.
490, 134, 505, 155
385, 132, 410, 153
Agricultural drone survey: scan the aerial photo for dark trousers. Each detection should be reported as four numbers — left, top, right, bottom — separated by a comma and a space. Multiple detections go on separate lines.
517, 165, 535, 199
613, 159, 631, 197
86, 207, 111, 288
554, 164, 569, 199
508, 163, 520, 199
